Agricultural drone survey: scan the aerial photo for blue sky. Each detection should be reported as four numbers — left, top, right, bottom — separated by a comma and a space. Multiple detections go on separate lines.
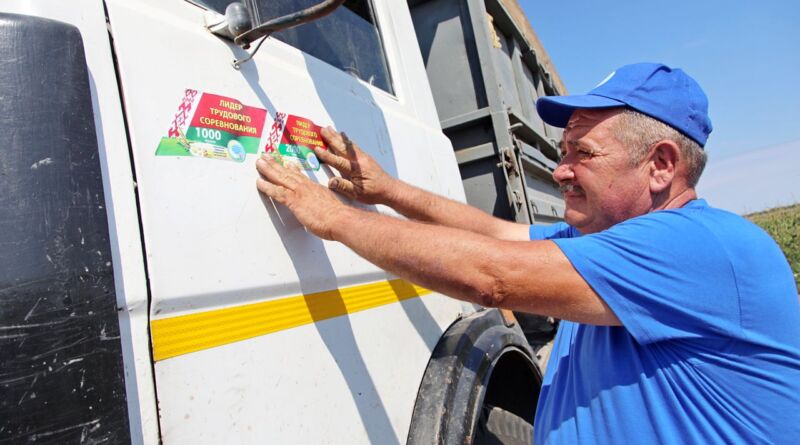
520, 0, 800, 214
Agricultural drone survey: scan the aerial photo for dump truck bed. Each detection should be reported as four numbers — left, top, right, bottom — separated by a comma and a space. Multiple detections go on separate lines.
410, 0, 566, 226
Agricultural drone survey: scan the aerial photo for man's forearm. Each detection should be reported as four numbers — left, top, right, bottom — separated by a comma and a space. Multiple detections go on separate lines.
327, 205, 617, 325
381, 178, 528, 241
330, 205, 502, 306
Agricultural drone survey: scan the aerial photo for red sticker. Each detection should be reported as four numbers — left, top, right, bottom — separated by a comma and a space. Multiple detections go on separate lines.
189, 93, 267, 138
265, 113, 328, 170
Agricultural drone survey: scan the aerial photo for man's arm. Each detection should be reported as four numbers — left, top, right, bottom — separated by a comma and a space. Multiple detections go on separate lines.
255, 156, 620, 326
314, 127, 530, 241
378, 179, 530, 241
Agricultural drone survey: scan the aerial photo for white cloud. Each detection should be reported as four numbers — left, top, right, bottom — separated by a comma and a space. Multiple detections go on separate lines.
697, 139, 800, 215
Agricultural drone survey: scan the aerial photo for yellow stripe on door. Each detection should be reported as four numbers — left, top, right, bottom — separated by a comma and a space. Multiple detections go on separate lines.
150, 279, 431, 361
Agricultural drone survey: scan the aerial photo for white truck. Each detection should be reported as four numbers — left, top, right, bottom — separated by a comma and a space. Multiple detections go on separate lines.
0, 0, 565, 443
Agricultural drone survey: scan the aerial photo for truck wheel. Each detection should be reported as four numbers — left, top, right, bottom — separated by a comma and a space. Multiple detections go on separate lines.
474, 405, 533, 445
406, 310, 540, 445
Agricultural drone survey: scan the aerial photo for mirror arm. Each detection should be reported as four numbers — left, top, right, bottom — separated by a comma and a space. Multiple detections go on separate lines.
234, 0, 346, 47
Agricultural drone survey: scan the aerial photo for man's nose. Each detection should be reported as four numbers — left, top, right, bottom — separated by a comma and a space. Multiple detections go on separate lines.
553, 160, 574, 183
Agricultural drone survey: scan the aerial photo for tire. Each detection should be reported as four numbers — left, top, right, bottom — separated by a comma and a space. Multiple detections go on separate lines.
473, 405, 534, 445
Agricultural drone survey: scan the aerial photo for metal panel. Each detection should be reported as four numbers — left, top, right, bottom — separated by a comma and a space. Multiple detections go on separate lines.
460, 156, 516, 221
410, 0, 488, 123
514, 42, 546, 135
518, 145, 564, 224
488, 19, 523, 116
463, 0, 529, 223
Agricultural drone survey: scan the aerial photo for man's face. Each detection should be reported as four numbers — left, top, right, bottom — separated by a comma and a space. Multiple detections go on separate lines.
553, 109, 652, 234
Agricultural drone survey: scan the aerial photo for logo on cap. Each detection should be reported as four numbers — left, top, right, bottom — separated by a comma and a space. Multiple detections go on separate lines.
596, 71, 616, 88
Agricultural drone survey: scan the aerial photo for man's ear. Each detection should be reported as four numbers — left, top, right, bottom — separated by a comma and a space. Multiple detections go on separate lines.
648, 140, 680, 193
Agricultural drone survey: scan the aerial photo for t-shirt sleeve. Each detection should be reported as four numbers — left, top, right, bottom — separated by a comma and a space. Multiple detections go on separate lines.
529, 222, 579, 241
552, 212, 742, 345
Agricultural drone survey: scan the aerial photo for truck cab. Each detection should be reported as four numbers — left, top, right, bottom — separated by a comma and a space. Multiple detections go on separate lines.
0, 0, 564, 443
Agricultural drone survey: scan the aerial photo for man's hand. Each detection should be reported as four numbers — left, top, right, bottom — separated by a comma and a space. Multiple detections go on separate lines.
255, 155, 348, 240
315, 127, 395, 204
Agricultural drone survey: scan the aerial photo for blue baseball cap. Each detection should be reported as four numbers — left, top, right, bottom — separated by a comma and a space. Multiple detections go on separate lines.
536, 63, 713, 146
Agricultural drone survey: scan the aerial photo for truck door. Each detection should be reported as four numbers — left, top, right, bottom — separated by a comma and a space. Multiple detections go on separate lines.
104, 0, 470, 442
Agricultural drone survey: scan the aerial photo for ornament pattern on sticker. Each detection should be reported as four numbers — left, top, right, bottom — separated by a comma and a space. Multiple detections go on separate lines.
266, 112, 287, 154
168, 89, 199, 138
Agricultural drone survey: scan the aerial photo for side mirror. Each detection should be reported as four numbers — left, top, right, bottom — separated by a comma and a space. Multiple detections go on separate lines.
206, 0, 347, 68
206, 2, 252, 40
225, 0, 344, 49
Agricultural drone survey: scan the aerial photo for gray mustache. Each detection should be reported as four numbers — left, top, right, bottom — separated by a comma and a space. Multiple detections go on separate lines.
559, 183, 581, 194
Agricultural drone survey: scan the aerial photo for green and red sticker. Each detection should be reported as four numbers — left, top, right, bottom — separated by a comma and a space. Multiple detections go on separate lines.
156, 89, 327, 170
155, 89, 267, 162
264, 112, 327, 171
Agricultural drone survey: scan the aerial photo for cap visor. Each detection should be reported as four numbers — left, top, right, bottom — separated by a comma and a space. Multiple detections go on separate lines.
536, 94, 625, 128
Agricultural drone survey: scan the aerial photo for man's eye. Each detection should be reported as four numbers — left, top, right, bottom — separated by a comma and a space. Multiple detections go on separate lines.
577, 150, 593, 159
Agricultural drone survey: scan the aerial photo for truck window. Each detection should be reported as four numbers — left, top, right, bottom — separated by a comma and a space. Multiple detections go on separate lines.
195, 0, 393, 94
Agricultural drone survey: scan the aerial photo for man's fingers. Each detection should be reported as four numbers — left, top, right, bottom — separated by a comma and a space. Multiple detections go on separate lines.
321, 126, 364, 160
321, 126, 350, 158
256, 177, 289, 203
328, 177, 356, 199
312, 146, 351, 173
322, 126, 359, 158
340, 132, 358, 158
256, 157, 302, 188
320, 126, 340, 146
255, 156, 281, 178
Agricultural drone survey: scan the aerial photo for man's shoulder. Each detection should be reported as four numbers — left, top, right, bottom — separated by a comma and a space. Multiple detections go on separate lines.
615, 199, 765, 241
583, 199, 785, 273
609, 199, 792, 290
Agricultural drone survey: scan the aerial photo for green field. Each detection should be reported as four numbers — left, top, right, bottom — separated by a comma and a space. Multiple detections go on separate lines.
747, 204, 800, 291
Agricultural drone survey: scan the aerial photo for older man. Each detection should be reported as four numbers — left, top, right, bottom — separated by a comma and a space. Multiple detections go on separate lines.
256, 63, 800, 444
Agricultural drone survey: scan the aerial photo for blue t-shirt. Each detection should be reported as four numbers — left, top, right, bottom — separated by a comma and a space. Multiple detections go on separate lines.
529, 199, 800, 444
